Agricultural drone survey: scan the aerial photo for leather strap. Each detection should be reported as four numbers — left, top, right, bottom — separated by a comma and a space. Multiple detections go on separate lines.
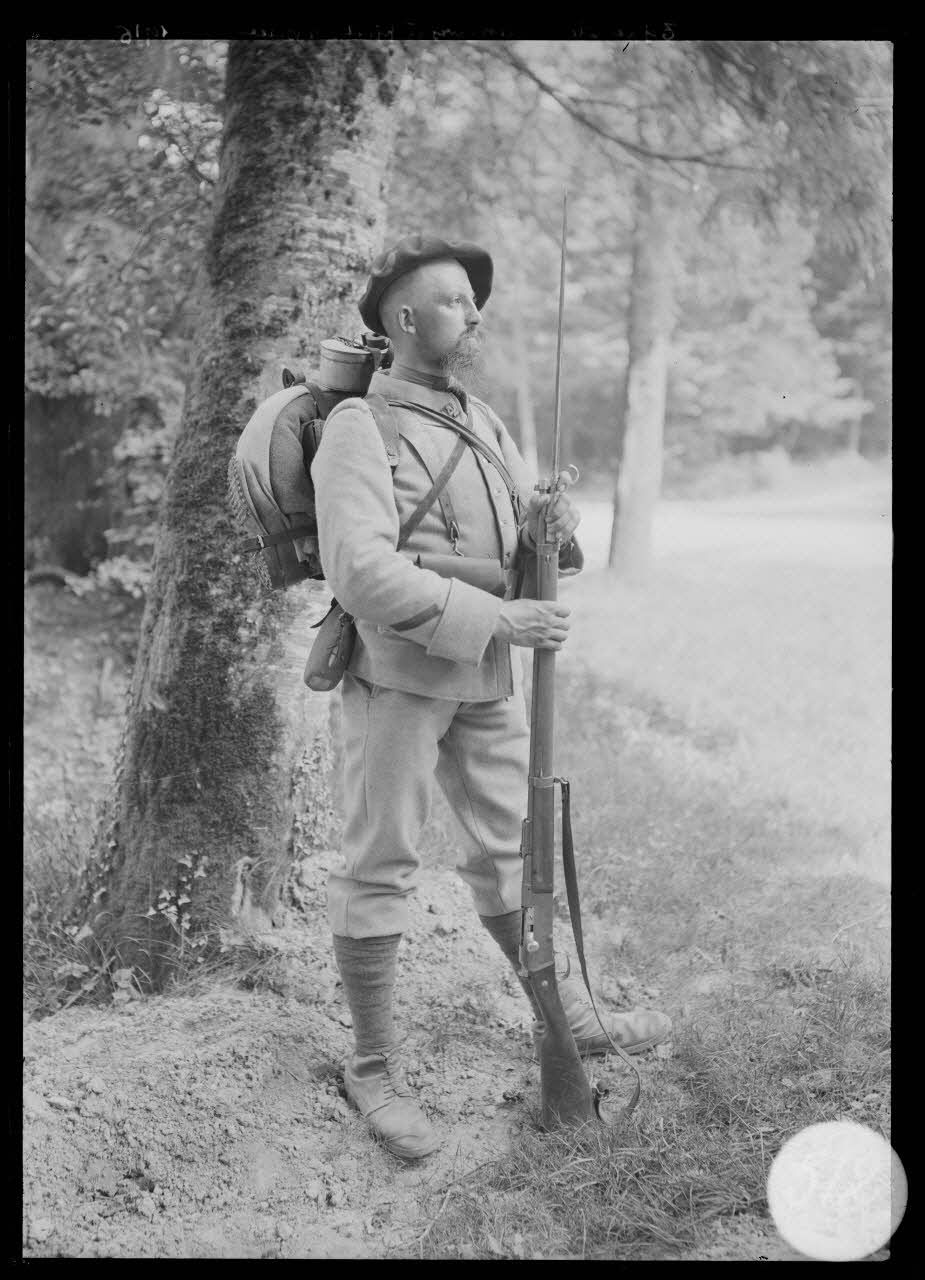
558, 777, 642, 1120
242, 524, 315, 552
364, 393, 402, 467
385, 399, 521, 512
397, 434, 467, 552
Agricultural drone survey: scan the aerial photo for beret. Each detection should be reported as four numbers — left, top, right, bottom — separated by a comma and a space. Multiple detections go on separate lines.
358, 232, 493, 335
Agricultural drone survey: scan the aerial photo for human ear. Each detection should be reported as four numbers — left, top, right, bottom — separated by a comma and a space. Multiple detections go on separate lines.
398, 304, 415, 335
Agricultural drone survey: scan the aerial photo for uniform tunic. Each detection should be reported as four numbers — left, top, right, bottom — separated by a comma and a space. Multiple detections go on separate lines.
311, 368, 580, 936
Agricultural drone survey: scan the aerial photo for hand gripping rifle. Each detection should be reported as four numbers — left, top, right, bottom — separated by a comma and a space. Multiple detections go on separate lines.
520, 192, 642, 1129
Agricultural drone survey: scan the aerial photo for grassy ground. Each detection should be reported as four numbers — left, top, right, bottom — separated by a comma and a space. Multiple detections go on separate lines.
418, 464, 891, 1260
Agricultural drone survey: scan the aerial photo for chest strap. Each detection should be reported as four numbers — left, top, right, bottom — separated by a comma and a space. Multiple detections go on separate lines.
396, 434, 468, 551
398, 435, 467, 552
386, 399, 521, 516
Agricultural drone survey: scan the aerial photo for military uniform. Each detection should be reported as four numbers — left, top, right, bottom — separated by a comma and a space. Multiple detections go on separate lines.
311, 367, 581, 938
313, 234, 670, 1162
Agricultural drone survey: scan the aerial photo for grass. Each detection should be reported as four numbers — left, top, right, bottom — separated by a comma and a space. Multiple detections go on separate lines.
560, 552, 890, 884
416, 954, 890, 1260
416, 478, 890, 1259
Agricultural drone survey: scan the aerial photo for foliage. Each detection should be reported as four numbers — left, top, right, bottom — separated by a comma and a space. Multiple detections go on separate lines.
25, 39, 891, 584
809, 241, 892, 455
26, 40, 224, 413
93, 398, 173, 594
26, 39, 226, 577
388, 40, 890, 473
667, 209, 871, 469
691, 40, 892, 269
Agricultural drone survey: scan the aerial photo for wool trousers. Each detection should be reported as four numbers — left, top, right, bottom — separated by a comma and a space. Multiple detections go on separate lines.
329, 672, 529, 937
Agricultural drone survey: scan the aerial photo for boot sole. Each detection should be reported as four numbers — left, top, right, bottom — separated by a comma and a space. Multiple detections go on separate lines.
534, 1027, 672, 1058
377, 1131, 442, 1161
575, 1031, 669, 1056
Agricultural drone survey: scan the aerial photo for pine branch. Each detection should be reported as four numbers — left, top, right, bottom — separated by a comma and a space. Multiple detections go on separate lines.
473, 42, 765, 174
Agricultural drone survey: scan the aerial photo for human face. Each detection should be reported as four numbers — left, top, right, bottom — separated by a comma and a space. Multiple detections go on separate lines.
397, 259, 482, 375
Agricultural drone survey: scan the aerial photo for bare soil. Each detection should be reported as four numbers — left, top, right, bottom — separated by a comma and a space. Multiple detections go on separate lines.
22, 585, 657, 1258
23, 855, 661, 1259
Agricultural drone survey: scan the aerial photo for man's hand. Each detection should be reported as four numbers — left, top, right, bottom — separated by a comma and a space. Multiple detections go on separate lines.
523, 468, 581, 547
493, 600, 571, 650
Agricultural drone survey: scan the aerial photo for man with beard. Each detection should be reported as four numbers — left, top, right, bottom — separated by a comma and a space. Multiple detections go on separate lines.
311, 233, 670, 1160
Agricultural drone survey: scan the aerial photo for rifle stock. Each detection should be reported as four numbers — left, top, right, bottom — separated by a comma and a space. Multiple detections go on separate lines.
520, 509, 596, 1129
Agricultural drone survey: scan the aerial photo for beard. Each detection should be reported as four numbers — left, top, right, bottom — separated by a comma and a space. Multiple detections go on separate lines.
438, 328, 484, 383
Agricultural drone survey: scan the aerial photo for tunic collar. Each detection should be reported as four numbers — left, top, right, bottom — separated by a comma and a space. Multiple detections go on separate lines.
370, 367, 469, 420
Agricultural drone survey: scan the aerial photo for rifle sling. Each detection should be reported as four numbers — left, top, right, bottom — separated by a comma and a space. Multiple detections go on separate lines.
385, 399, 521, 511
557, 777, 642, 1120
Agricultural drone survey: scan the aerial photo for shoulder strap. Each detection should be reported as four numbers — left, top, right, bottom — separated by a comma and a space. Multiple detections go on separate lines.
385, 399, 519, 499
323, 391, 401, 472
365, 392, 401, 468
319, 393, 468, 549
299, 382, 347, 476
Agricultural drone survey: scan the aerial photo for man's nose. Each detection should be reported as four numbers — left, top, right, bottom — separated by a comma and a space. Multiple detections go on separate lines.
464, 299, 481, 326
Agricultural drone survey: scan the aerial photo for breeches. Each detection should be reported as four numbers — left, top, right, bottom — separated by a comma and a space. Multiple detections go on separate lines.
329, 672, 529, 937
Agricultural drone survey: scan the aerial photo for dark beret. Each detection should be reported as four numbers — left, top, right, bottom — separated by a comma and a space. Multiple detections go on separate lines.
358, 232, 493, 335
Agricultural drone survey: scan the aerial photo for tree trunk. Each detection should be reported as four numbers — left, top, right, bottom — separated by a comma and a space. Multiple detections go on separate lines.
608, 174, 677, 582
69, 40, 406, 986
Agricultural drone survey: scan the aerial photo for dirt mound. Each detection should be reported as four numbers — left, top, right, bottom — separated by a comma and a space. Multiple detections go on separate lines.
22, 863, 648, 1259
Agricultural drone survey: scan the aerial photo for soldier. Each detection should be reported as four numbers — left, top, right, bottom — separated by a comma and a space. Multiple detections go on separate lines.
311, 233, 670, 1160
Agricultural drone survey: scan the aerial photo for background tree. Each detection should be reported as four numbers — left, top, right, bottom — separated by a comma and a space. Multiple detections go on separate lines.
471, 39, 891, 579
65, 39, 407, 984
26, 40, 225, 580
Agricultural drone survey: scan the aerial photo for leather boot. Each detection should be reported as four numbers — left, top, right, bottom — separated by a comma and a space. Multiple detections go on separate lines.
533, 975, 672, 1057
343, 1049, 441, 1161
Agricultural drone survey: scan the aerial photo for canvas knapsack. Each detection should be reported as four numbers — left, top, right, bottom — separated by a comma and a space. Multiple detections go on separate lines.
227, 334, 522, 597
227, 337, 399, 591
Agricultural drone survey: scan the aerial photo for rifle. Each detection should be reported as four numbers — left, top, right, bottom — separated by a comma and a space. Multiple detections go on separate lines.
520, 192, 641, 1129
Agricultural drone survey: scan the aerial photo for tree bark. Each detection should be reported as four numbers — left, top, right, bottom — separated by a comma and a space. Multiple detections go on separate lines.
69, 40, 406, 985
608, 174, 677, 582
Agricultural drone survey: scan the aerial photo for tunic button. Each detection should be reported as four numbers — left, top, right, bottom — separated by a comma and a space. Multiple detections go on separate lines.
443, 402, 459, 417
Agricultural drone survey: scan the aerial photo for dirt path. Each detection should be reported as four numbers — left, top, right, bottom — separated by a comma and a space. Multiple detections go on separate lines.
22, 855, 659, 1259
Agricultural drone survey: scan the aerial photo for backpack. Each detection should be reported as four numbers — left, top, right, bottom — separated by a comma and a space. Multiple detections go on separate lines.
227, 334, 523, 595
227, 338, 526, 690
226, 336, 398, 591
